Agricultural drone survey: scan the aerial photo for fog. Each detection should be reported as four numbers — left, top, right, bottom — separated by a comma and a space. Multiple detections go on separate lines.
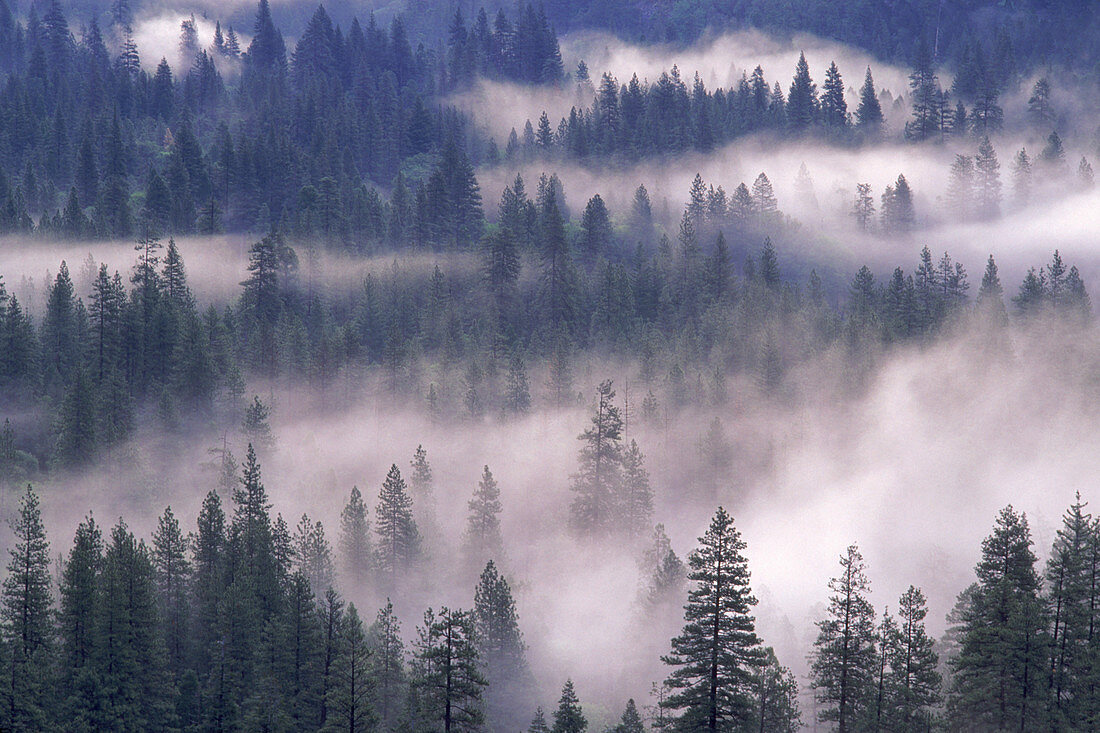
7, 304, 1097, 724
7, 20, 1100, 729
453, 29, 918, 145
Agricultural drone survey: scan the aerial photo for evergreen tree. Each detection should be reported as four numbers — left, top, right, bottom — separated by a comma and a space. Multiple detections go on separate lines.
413, 607, 487, 733
57, 516, 102, 726
1, 485, 53, 731
855, 67, 883, 136
947, 506, 1049, 730
551, 679, 586, 733
974, 136, 1002, 219
339, 486, 372, 587
474, 560, 532, 731
618, 439, 653, 539
661, 507, 764, 731
751, 647, 801, 733
906, 42, 942, 142
810, 544, 877, 733
887, 586, 941, 728
820, 61, 847, 132
569, 379, 624, 535
327, 604, 376, 732
786, 52, 818, 131
374, 464, 420, 587
152, 505, 192, 674
368, 600, 407, 732
463, 466, 504, 572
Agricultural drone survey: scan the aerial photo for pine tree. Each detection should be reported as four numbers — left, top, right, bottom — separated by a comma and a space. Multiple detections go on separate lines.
820, 61, 847, 132
977, 255, 1007, 321
946, 154, 976, 221
327, 604, 377, 732
374, 464, 420, 587
1044, 495, 1093, 728
974, 136, 1002, 219
1, 485, 53, 731
786, 52, 818, 131
57, 517, 102, 725
294, 514, 335, 596
751, 647, 801, 733
618, 439, 653, 539
855, 67, 883, 136
504, 352, 531, 415
413, 607, 487, 732
152, 505, 192, 674
463, 466, 504, 571
906, 42, 942, 142
947, 506, 1049, 730
569, 379, 624, 535
810, 544, 877, 733
614, 698, 645, 732
661, 507, 764, 731
887, 586, 940, 728
474, 560, 532, 731
751, 174, 777, 218
99, 519, 175, 728
852, 183, 875, 230
368, 600, 407, 731
339, 486, 372, 587
528, 707, 551, 732
1012, 148, 1033, 208
551, 679, 586, 733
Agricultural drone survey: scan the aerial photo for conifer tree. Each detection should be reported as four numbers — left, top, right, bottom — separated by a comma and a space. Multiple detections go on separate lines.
906, 42, 942, 141
887, 586, 940, 728
1, 485, 53, 731
368, 600, 407, 732
618, 439, 653, 539
752, 647, 801, 732
820, 61, 847, 132
974, 136, 1002, 219
474, 560, 532, 731
374, 464, 420, 587
327, 604, 376, 732
551, 679, 586, 733
528, 707, 551, 732
413, 607, 487, 733
810, 544, 877, 733
614, 698, 645, 732
57, 517, 102, 724
948, 506, 1049, 730
855, 67, 883, 135
99, 520, 176, 727
569, 379, 624, 535
464, 466, 504, 571
339, 486, 372, 587
661, 507, 764, 731
852, 183, 875, 230
786, 52, 818, 131
152, 505, 192, 674
1044, 495, 1093, 728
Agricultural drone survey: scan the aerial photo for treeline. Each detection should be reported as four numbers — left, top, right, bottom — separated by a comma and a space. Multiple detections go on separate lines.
0, 0, 547, 240
803, 496, 1100, 731
516, 41, 1081, 165
8, 427, 1096, 729
0, 432, 807, 732
0, 164, 1093, 472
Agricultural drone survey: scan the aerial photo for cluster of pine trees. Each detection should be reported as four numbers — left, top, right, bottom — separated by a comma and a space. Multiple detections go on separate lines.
0, 0, 517, 242
511, 54, 886, 162
1, 159, 1094, 475
802, 496, 1100, 732
0, 427, 809, 732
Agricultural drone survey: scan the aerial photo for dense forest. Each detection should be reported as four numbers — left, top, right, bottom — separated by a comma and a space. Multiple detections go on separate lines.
3, 0, 1100, 730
